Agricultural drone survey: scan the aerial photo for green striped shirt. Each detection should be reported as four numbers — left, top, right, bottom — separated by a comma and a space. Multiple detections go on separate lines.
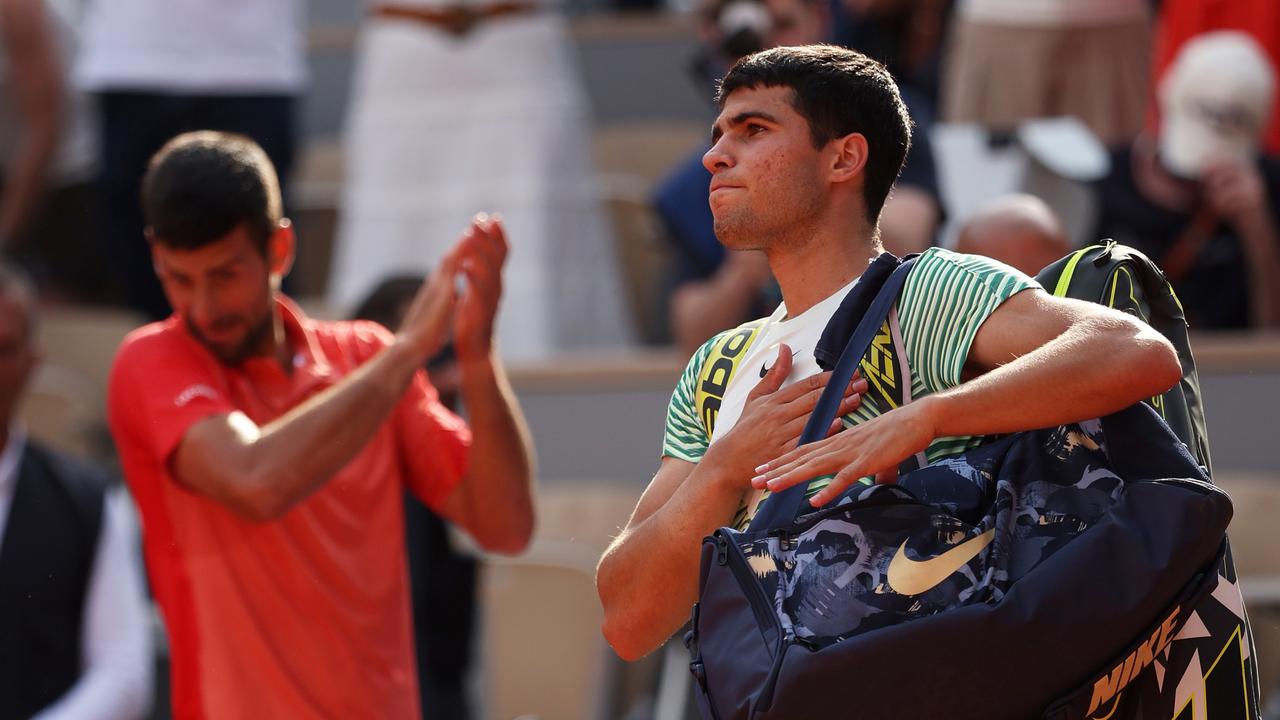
661, 248, 1040, 527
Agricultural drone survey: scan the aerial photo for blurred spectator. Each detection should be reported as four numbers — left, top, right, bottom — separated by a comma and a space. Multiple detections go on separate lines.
943, 0, 1151, 147
1092, 31, 1280, 329
830, 0, 951, 111
658, 0, 943, 354
329, 0, 630, 360
353, 275, 477, 720
106, 132, 534, 718
1150, 0, 1280, 155
955, 193, 1072, 276
0, 0, 113, 303
0, 262, 152, 720
74, 0, 303, 320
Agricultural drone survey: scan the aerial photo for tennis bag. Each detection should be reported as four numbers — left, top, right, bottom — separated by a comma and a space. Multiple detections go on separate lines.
1037, 241, 1261, 719
685, 255, 1235, 720
1037, 241, 1212, 475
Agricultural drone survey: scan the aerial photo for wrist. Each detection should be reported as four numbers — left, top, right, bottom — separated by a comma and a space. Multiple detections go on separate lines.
393, 326, 439, 367
700, 441, 753, 495
1235, 208, 1278, 246
387, 335, 430, 376
457, 347, 507, 397
917, 392, 955, 440
456, 343, 497, 373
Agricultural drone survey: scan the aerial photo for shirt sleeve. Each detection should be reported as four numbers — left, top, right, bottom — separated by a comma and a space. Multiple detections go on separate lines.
897, 248, 1041, 392
34, 488, 153, 720
661, 333, 725, 463
328, 320, 474, 513
107, 331, 237, 469
395, 367, 472, 512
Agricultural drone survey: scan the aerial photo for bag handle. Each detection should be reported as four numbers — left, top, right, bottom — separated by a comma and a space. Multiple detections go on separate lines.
747, 257, 917, 532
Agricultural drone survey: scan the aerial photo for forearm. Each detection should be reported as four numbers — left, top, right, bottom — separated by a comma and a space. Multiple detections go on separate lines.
186, 340, 424, 520
450, 351, 535, 553
0, 0, 64, 241
254, 342, 423, 507
1237, 210, 1280, 327
597, 455, 743, 660
0, 127, 59, 240
753, 295, 1184, 503
928, 316, 1180, 439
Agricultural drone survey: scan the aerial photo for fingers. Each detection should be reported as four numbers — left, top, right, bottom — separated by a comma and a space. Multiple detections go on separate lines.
746, 344, 793, 401
1203, 163, 1263, 219
774, 369, 867, 406
457, 213, 508, 273
399, 257, 459, 358
750, 440, 901, 508
874, 468, 899, 485
449, 214, 507, 280
750, 436, 832, 490
749, 445, 857, 507
827, 417, 844, 438
836, 384, 864, 416
808, 462, 898, 507
453, 214, 507, 317
808, 467, 862, 507
763, 370, 866, 429
459, 251, 501, 307
413, 252, 459, 318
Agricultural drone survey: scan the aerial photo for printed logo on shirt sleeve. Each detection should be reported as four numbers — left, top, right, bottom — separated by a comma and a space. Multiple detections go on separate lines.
174, 384, 221, 407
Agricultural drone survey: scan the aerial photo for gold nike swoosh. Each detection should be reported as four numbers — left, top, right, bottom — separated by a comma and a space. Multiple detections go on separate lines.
886, 528, 995, 596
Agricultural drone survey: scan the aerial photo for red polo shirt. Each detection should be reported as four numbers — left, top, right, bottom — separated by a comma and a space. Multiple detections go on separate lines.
108, 298, 470, 720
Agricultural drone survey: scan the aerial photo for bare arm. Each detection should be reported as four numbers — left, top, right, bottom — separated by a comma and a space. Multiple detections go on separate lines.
435, 353, 533, 554
597, 456, 736, 661
1237, 212, 1280, 327
172, 248, 458, 521
597, 351, 866, 660
0, 0, 64, 243
432, 215, 535, 554
1202, 159, 1280, 327
754, 290, 1182, 502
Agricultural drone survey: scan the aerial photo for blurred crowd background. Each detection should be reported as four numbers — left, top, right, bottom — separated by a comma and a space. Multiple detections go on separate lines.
3, 0, 1280, 717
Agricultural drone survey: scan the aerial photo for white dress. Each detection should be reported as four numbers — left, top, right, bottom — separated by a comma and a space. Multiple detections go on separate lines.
331, 3, 631, 360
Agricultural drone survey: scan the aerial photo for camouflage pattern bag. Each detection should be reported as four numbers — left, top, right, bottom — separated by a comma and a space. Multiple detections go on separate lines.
686, 256, 1235, 720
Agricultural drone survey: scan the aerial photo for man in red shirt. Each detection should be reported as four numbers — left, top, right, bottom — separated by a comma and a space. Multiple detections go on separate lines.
107, 130, 535, 719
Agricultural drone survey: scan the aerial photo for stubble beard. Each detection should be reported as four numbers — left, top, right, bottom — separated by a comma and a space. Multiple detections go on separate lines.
714, 191, 824, 253
712, 206, 758, 251
187, 309, 275, 366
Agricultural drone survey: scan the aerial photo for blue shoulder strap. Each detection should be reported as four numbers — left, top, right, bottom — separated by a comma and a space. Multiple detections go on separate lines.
746, 257, 917, 532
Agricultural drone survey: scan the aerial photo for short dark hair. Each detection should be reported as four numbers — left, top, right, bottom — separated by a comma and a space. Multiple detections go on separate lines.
141, 131, 282, 254
717, 44, 912, 225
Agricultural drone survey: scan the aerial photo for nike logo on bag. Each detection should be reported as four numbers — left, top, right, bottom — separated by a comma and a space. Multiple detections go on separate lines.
886, 528, 995, 596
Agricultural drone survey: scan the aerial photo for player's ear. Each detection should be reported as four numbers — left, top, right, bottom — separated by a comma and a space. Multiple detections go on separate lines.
828, 132, 869, 184
267, 220, 295, 286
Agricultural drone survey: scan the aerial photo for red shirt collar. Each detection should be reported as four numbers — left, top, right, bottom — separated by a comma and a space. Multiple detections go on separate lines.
179, 295, 339, 409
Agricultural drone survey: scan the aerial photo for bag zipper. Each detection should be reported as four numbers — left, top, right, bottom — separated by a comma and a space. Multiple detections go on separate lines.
718, 532, 780, 638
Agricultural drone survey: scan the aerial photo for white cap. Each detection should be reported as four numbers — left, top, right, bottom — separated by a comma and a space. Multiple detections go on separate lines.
1158, 31, 1276, 178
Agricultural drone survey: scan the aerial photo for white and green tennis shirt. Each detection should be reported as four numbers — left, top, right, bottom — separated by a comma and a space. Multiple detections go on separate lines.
661, 247, 1040, 528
